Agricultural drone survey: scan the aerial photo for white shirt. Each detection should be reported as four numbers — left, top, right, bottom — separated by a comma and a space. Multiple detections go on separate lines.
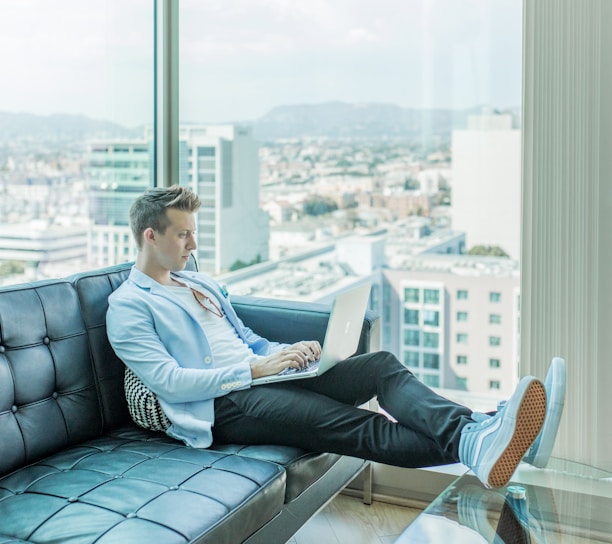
166, 283, 263, 368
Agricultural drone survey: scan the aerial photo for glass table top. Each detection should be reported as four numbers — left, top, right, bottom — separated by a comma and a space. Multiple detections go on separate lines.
395, 459, 612, 543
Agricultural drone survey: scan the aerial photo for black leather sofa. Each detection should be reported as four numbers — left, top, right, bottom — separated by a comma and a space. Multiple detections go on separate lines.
0, 262, 378, 543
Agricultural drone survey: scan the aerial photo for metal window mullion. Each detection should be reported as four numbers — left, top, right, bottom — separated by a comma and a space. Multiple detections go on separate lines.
154, 0, 179, 188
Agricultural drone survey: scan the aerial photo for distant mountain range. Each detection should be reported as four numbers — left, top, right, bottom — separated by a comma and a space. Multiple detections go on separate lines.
253, 101, 518, 141
0, 112, 140, 142
0, 102, 520, 143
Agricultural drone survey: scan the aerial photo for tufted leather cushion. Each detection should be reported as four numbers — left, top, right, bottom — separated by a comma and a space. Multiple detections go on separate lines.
0, 426, 285, 544
210, 444, 341, 503
0, 280, 103, 478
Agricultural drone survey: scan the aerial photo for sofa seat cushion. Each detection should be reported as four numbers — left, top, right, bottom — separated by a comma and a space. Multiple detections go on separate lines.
0, 426, 285, 544
210, 444, 340, 503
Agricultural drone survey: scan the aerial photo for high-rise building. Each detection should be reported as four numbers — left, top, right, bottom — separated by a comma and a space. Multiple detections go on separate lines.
179, 125, 269, 275
85, 139, 151, 267
383, 255, 520, 398
451, 113, 521, 259
85, 125, 269, 274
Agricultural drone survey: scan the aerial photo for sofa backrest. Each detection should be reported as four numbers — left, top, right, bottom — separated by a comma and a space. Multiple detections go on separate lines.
0, 279, 103, 478
69, 262, 134, 431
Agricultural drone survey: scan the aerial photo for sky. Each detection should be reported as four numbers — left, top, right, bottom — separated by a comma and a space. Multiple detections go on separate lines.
0, 0, 522, 128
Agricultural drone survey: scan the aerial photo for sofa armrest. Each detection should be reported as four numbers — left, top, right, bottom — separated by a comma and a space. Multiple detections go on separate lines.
231, 295, 380, 355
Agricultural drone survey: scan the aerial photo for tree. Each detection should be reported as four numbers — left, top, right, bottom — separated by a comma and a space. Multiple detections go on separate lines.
229, 254, 262, 272
404, 177, 420, 190
0, 260, 26, 276
467, 245, 510, 258
303, 196, 338, 216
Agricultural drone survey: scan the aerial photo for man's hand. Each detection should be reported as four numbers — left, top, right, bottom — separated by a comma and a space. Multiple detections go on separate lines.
249, 340, 322, 379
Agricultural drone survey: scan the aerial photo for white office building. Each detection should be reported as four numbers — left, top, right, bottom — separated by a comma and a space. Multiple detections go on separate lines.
180, 125, 269, 275
0, 221, 88, 284
451, 113, 521, 259
382, 255, 520, 398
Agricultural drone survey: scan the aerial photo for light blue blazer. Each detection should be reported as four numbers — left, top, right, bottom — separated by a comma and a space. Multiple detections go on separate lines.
106, 266, 286, 448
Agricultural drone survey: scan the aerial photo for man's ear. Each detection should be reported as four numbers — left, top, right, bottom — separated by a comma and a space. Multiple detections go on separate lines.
143, 227, 156, 245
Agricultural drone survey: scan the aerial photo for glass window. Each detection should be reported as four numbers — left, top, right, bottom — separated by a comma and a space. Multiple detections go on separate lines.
404, 288, 420, 303
457, 333, 468, 344
455, 377, 468, 390
404, 351, 419, 367
489, 380, 501, 390
423, 332, 439, 348
404, 308, 419, 325
0, 1, 154, 282
457, 355, 467, 365
457, 311, 468, 322
423, 310, 439, 327
422, 374, 440, 388
404, 330, 420, 346
423, 353, 439, 369
490, 292, 502, 303
489, 313, 502, 324
489, 358, 501, 368
423, 289, 440, 305
175, 0, 523, 398
489, 336, 501, 347
197, 146, 216, 157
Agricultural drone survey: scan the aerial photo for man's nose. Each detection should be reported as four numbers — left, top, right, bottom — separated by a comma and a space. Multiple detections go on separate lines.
188, 233, 197, 249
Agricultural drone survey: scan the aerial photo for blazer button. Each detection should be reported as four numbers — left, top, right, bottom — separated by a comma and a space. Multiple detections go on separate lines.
204, 356, 212, 364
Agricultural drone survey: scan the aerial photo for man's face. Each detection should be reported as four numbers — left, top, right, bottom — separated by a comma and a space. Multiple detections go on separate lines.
151, 208, 197, 271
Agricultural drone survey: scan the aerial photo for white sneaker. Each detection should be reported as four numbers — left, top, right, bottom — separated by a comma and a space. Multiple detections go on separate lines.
459, 376, 546, 488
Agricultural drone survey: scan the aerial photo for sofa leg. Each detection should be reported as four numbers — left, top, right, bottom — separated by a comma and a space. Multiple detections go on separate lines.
362, 462, 373, 505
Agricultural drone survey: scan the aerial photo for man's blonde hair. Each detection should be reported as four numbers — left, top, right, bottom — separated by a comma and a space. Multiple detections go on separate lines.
129, 185, 201, 248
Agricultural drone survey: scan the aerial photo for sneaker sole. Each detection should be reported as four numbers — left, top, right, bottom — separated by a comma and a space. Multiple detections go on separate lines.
526, 357, 566, 468
488, 379, 546, 488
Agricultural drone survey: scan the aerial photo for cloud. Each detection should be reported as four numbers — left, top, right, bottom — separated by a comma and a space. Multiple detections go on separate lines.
344, 28, 381, 46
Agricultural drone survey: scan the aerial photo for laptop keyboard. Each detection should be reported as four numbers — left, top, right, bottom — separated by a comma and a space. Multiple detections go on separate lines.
278, 360, 320, 376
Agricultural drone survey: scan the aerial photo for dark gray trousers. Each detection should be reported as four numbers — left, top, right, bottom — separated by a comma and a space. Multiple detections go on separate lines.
213, 351, 473, 468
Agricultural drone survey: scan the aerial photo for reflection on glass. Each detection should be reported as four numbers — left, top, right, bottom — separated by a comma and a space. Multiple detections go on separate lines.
396, 463, 612, 544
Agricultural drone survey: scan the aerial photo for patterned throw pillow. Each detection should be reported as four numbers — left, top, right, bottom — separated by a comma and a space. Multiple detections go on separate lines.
124, 366, 171, 432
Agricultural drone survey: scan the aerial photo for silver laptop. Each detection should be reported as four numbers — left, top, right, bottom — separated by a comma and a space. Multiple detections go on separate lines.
251, 282, 372, 386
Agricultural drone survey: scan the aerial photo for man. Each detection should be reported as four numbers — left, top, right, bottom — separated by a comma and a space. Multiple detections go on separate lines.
107, 185, 565, 489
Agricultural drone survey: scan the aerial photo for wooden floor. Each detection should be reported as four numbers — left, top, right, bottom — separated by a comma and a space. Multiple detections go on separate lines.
285, 494, 422, 544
